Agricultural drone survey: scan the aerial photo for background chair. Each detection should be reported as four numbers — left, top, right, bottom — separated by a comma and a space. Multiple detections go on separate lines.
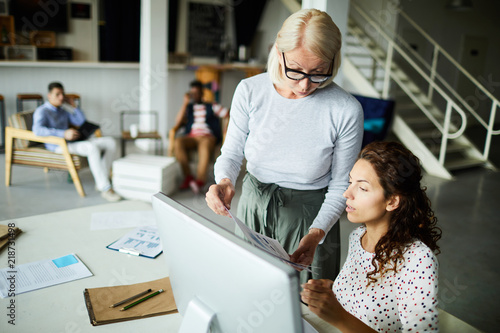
167, 114, 229, 158
352, 94, 395, 148
65, 93, 81, 108
16, 94, 44, 113
5, 110, 94, 197
0, 94, 5, 152
167, 113, 229, 187
167, 77, 230, 159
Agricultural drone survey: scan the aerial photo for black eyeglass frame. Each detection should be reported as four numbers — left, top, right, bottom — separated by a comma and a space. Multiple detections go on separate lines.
282, 52, 334, 84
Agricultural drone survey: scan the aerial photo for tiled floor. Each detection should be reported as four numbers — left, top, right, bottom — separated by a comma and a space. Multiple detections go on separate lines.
1, 140, 499, 332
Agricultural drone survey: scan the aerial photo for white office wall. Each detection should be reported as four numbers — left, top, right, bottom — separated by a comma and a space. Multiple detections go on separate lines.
0, 64, 139, 135
251, 0, 291, 64
0, 64, 246, 137
56, 0, 99, 61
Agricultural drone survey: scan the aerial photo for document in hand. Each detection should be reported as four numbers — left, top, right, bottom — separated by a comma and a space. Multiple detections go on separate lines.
225, 209, 312, 272
0, 253, 92, 298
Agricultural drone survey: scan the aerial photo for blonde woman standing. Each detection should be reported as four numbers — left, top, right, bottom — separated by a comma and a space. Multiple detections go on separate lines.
206, 9, 364, 283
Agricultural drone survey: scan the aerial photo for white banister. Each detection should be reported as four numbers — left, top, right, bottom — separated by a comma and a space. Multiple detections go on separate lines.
427, 46, 439, 100
349, 1, 497, 163
439, 102, 453, 165
484, 100, 499, 160
382, 42, 393, 99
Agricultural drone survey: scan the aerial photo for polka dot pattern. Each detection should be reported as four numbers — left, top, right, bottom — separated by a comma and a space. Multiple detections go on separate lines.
333, 226, 439, 332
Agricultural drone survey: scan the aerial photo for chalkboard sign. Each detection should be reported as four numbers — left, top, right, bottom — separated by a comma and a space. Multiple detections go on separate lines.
188, 2, 225, 57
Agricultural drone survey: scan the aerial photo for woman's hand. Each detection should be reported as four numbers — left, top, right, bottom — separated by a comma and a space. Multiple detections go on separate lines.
205, 178, 235, 217
302, 279, 379, 332
289, 228, 324, 268
301, 279, 341, 326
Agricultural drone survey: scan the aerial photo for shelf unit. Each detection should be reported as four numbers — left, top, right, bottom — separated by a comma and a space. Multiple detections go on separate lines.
0, 15, 15, 46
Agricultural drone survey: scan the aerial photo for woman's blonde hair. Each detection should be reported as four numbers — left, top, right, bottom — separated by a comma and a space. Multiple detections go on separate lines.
267, 8, 342, 88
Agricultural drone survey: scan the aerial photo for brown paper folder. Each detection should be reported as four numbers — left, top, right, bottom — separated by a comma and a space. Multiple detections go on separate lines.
84, 277, 177, 326
0, 224, 22, 252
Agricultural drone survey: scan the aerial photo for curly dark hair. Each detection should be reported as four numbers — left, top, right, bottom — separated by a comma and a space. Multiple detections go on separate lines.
358, 141, 442, 285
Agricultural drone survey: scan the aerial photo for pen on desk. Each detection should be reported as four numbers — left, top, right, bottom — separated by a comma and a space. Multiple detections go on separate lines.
119, 248, 141, 256
120, 289, 164, 311
109, 289, 152, 308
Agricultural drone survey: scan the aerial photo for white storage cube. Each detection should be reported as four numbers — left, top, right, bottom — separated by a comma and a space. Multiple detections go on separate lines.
112, 154, 181, 202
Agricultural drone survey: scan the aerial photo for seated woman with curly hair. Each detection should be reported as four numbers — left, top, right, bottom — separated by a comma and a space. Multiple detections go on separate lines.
301, 141, 442, 332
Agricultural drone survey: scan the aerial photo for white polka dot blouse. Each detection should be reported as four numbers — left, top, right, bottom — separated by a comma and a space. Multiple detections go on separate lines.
333, 226, 439, 332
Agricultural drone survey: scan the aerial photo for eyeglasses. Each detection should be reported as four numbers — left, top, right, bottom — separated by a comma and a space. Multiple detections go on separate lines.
282, 53, 333, 84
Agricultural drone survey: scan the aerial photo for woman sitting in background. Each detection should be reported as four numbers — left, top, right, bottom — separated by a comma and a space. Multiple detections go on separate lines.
301, 141, 442, 332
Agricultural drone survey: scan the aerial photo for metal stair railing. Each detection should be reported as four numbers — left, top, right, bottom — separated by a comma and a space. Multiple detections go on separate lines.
349, 2, 466, 166
349, 1, 499, 163
347, 22, 460, 137
396, 9, 500, 162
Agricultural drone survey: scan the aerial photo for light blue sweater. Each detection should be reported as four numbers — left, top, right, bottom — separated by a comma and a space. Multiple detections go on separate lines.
33, 101, 86, 152
215, 73, 364, 236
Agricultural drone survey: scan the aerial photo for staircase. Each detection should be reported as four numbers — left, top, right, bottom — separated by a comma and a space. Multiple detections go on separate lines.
344, 2, 499, 179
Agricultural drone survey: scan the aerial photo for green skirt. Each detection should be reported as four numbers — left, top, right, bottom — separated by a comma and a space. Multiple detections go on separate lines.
236, 172, 340, 284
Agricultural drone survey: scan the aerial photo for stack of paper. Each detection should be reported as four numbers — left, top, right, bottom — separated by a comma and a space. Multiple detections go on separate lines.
90, 210, 156, 230
0, 253, 93, 298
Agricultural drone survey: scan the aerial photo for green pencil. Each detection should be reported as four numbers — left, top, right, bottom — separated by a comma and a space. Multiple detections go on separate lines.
119, 289, 164, 311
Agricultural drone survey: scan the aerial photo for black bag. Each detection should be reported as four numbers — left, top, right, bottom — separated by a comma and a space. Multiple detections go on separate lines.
72, 121, 100, 141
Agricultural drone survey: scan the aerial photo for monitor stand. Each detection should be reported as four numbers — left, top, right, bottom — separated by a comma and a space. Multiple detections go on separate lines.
179, 296, 216, 333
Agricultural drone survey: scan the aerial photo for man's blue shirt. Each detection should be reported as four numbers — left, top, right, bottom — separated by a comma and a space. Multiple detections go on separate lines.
32, 101, 86, 151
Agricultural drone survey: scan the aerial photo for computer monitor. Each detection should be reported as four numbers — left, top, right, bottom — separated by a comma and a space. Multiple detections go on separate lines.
152, 193, 305, 333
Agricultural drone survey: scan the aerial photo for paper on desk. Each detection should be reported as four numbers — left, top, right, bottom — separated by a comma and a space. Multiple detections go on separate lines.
106, 225, 162, 259
0, 253, 93, 298
225, 209, 311, 272
90, 210, 156, 230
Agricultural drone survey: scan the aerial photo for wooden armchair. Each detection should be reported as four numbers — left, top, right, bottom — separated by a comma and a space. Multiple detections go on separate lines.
65, 93, 81, 108
5, 110, 91, 197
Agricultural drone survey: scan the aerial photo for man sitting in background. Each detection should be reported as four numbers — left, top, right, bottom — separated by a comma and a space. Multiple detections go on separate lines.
171, 80, 228, 194
33, 81, 122, 202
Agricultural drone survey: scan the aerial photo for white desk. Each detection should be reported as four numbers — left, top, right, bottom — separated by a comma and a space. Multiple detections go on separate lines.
0, 200, 337, 333
0, 201, 480, 333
